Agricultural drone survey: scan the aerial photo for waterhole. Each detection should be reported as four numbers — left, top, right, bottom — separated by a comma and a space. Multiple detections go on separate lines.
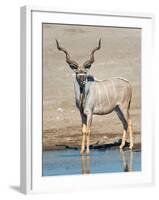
42, 149, 141, 176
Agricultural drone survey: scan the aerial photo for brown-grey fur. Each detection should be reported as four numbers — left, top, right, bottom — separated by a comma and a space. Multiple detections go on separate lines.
56, 39, 133, 154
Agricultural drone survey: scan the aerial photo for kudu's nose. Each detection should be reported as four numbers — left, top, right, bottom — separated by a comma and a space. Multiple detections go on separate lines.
80, 74, 86, 83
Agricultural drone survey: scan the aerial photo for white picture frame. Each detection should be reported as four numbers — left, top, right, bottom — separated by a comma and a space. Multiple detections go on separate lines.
20, 6, 154, 194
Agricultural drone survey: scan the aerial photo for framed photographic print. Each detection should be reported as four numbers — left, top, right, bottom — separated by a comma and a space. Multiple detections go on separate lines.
20, 6, 154, 194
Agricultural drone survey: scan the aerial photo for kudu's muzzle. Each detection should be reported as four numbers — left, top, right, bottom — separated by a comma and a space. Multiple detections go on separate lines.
76, 70, 87, 87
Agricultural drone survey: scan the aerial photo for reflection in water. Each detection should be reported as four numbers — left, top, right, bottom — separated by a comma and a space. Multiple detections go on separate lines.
81, 155, 91, 174
120, 150, 133, 172
43, 149, 141, 176
81, 150, 134, 174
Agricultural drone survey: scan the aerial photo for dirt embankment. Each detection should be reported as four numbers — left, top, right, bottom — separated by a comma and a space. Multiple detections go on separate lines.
43, 125, 141, 151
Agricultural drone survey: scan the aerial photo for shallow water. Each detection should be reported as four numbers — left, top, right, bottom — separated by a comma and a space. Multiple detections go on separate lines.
42, 149, 141, 176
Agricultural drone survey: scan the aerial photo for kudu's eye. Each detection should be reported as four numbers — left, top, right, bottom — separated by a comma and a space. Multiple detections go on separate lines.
69, 64, 78, 69
84, 64, 91, 69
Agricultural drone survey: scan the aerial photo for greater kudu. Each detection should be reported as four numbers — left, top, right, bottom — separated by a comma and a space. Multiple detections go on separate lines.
56, 39, 133, 155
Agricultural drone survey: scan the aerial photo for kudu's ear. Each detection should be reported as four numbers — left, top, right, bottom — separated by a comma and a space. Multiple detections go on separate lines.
55, 39, 79, 72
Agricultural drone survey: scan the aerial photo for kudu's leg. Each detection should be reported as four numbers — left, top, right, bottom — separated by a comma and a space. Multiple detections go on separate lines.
127, 98, 133, 149
86, 112, 92, 155
80, 124, 86, 154
120, 130, 127, 150
115, 106, 128, 150
80, 113, 87, 155
128, 116, 133, 150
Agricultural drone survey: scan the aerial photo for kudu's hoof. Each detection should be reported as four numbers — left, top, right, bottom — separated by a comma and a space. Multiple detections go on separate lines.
119, 145, 124, 151
129, 145, 133, 150
80, 150, 85, 155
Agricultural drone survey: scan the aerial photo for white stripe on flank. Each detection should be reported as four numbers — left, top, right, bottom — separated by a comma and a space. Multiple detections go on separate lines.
111, 80, 117, 101
96, 84, 102, 109
102, 83, 110, 105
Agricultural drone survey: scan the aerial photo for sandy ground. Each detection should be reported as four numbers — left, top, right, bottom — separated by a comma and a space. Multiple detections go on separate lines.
42, 24, 141, 150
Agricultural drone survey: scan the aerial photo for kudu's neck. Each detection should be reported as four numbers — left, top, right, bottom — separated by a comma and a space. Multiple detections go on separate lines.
73, 74, 95, 111
74, 75, 87, 112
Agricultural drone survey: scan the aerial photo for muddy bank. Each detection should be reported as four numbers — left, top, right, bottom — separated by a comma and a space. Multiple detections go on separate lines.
43, 126, 141, 151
